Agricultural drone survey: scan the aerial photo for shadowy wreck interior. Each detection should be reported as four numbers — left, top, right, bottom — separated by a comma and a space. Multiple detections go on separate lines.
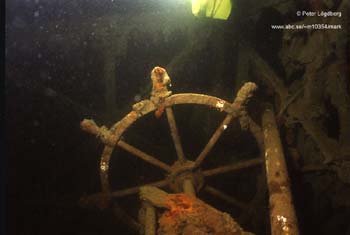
5, 0, 350, 234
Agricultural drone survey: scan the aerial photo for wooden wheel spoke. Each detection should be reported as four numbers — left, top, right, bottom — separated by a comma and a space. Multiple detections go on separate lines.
118, 140, 172, 172
203, 158, 263, 177
111, 179, 169, 198
194, 114, 234, 167
204, 185, 248, 210
166, 107, 186, 161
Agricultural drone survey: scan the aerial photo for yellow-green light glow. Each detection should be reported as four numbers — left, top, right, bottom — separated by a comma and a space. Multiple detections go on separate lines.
191, 0, 202, 16
191, 0, 232, 20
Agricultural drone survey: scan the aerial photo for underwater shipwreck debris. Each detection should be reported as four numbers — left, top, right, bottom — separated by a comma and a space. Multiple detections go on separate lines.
251, 0, 350, 166
79, 66, 301, 234
139, 186, 254, 235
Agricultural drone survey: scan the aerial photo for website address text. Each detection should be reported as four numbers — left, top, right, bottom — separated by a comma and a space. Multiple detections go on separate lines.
271, 24, 342, 30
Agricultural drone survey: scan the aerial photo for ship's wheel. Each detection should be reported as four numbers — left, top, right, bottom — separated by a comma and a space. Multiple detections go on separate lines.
79, 71, 265, 234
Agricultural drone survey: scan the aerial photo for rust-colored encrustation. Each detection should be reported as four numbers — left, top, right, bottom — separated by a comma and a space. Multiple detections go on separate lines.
140, 186, 251, 235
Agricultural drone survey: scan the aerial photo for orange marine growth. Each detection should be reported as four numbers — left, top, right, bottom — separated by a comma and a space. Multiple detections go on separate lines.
150, 66, 172, 118
158, 193, 246, 235
164, 194, 194, 216
154, 106, 166, 118
158, 194, 196, 232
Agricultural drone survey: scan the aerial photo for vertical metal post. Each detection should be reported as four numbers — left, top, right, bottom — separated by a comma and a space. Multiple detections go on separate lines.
144, 202, 156, 235
182, 178, 196, 196
262, 105, 299, 235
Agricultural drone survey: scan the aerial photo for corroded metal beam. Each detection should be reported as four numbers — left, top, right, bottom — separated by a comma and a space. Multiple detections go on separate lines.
262, 105, 299, 235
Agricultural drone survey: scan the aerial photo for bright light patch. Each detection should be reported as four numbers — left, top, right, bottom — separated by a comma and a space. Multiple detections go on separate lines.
191, 0, 202, 16
191, 0, 232, 20
216, 100, 225, 110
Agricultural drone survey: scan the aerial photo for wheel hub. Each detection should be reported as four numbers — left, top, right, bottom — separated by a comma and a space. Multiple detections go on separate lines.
167, 160, 204, 193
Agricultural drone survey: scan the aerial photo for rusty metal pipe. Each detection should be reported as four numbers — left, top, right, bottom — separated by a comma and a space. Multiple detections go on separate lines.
262, 105, 299, 235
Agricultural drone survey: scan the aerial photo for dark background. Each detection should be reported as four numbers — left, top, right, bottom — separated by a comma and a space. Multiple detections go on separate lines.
5, 0, 350, 235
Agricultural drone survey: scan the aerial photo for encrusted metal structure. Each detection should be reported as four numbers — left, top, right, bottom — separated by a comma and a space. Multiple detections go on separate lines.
79, 66, 299, 235
262, 105, 299, 235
